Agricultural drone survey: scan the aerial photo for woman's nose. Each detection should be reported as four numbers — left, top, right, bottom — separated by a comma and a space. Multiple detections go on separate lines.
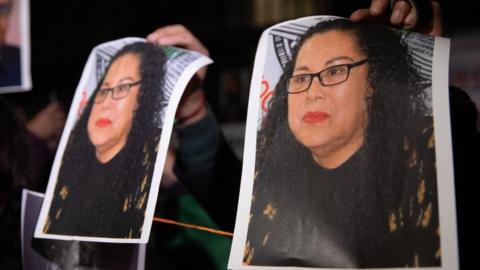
101, 91, 115, 107
306, 76, 326, 100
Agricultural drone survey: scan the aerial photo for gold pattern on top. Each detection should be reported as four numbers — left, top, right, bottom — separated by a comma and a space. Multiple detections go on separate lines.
123, 195, 132, 212
389, 212, 398, 232
421, 202, 432, 228
417, 179, 426, 204
408, 149, 418, 168
55, 208, 63, 219
243, 241, 254, 265
136, 192, 147, 210
262, 232, 271, 246
141, 175, 148, 192
43, 217, 51, 233
59, 185, 69, 200
263, 203, 277, 220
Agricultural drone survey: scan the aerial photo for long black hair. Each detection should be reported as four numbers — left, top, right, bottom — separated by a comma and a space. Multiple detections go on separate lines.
46, 42, 167, 237
256, 19, 429, 206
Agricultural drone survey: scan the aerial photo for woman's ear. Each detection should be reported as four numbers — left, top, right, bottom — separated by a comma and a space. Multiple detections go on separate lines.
366, 83, 374, 97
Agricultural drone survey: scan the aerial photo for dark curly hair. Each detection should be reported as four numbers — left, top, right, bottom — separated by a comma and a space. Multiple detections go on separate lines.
256, 19, 429, 205
46, 42, 167, 237
62, 41, 167, 175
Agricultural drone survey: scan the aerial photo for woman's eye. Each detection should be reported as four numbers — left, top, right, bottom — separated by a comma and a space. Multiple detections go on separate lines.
326, 66, 345, 77
293, 75, 309, 84
117, 84, 129, 93
98, 89, 108, 96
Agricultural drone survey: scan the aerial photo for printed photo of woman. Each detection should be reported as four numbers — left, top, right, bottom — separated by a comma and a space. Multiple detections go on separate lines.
43, 42, 167, 239
244, 19, 441, 268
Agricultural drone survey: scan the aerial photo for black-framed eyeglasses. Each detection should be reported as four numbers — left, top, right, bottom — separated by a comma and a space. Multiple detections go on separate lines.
94, 80, 142, 104
288, 59, 368, 94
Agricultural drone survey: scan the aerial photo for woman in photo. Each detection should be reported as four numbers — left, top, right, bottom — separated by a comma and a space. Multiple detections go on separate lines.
245, 19, 440, 268
44, 42, 167, 238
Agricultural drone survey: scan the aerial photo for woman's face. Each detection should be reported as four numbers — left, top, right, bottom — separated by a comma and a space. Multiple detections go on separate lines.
287, 30, 371, 168
87, 53, 141, 163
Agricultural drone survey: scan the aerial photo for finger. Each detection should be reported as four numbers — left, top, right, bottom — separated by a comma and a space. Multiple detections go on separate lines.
146, 25, 209, 56
370, 0, 390, 16
404, 8, 417, 29
427, 1, 443, 36
146, 24, 186, 42
350, 9, 373, 22
390, 0, 412, 25
350, 9, 388, 24
147, 25, 209, 81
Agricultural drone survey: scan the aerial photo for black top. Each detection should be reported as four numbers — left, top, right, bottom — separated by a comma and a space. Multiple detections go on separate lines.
45, 133, 159, 238
245, 118, 440, 268
0, 45, 21, 87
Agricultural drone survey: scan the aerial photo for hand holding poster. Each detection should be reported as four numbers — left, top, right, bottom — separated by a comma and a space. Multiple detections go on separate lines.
229, 16, 457, 269
34, 38, 212, 243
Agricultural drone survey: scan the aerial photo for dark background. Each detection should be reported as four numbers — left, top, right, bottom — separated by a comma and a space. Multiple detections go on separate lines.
6, 0, 480, 123
3, 1, 478, 269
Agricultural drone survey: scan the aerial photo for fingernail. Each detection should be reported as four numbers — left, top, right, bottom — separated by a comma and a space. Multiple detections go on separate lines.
146, 33, 155, 42
391, 10, 401, 24
371, 1, 381, 15
405, 13, 416, 27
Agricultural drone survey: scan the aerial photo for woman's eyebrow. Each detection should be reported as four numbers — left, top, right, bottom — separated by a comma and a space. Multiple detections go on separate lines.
102, 76, 136, 87
293, 65, 311, 73
294, 56, 356, 73
117, 77, 136, 84
325, 56, 354, 66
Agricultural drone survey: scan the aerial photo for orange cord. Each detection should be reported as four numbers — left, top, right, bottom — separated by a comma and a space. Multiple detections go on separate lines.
153, 216, 233, 237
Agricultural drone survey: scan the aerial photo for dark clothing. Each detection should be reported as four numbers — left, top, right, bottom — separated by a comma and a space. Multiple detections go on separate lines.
175, 111, 242, 231
449, 86, 480, 270
0, 187, 22, 270
46, 133, 159, 238
246, 117, 441, 268
0, 45, 21, 87
146, 111, 242, 270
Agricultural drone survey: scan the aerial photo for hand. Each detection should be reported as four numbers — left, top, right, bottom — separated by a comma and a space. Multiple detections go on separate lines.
146, 24, 209, 81
27, 101, 66, 149
146, 25, 208, 126
350, 0, 443, 36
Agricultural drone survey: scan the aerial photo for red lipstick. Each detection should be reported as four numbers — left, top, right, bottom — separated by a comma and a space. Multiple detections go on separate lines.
96, 118, 112, 127
303, 111, 329, 124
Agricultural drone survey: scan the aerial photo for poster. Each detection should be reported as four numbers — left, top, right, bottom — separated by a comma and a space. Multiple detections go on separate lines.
34, 37, 212, 243
22, 189, 146, 269
228, 16, 458, 269
0, 0, 31, 92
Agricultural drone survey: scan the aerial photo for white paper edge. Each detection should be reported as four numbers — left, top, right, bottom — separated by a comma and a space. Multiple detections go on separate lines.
431, 36, 459, 269
227, 29, 268, 269
19, 0, 31, 90
21, 189, 45, 267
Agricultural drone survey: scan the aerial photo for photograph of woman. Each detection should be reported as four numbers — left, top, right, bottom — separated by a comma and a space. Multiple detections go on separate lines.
244, 19, 441, 268
42, 42, 167, 239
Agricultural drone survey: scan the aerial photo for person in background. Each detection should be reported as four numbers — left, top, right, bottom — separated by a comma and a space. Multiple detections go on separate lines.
144, 25, 242, 269
0, 96, 30, 269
